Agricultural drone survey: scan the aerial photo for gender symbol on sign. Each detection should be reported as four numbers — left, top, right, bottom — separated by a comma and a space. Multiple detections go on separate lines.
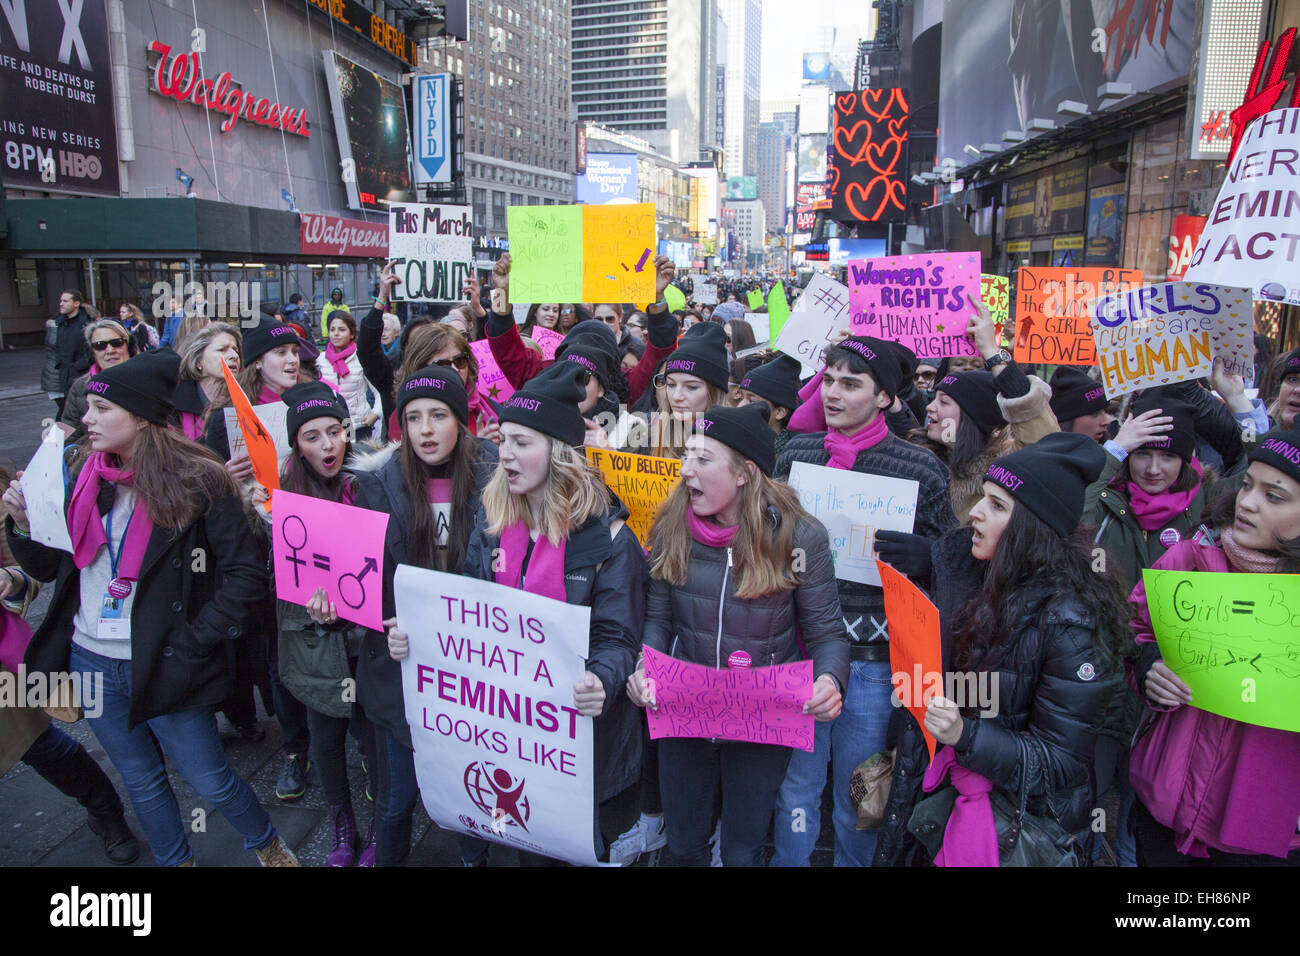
463, 761, 530, 831
338, 556, 379, 609
281, 516, 308, 586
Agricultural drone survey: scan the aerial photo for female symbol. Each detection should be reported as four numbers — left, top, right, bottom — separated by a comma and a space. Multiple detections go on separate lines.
281, 515, 308, 587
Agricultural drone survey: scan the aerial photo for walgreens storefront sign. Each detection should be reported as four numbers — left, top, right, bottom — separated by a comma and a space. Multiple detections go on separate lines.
148, 41, 310, 137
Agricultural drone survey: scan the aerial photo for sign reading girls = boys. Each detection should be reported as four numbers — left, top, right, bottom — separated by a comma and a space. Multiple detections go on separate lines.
848, 252, 980, 357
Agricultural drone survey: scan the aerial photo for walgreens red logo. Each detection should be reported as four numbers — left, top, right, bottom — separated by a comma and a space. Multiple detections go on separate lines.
148, 41, 310, 138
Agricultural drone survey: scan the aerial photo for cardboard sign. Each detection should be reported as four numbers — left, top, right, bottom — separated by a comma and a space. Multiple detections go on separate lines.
643, 647, 815, 752
469, 338, 515, 403
220, 362, 279, 510
1185, 108, 1300, 305
878, 561, 941, 760
743, 312, 771, 344
389, 203, 475, 303
223, 402, 291, 463
528, 326, 565, 361
271, 490, 389, 630
507, 203, 656, 305
772, 273, 852, 377
584, 447, 677, 546
981, 273, 1010, 343
1091, 282, 1255, 396
849, 252, 981, 357
397, 566, 599, 866
20, 426, 72, 553
786, 462, 918, 586
1142, 568, 1300, 733
1012, 266, 1143, 365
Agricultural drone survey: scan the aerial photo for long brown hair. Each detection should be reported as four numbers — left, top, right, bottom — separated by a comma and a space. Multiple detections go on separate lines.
396, 324, 478, 398
398, 420, 483, 571
648, 446, 809, 598
279, 437, 353, 504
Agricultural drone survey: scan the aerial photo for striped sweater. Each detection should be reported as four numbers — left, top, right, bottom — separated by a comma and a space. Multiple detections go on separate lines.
775, 430, 958, 646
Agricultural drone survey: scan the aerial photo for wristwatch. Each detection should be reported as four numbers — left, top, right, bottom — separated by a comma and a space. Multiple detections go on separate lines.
984, 349, 1011, 371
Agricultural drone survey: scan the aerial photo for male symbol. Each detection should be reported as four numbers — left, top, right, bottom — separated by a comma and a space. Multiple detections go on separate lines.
338, 556, 378, 609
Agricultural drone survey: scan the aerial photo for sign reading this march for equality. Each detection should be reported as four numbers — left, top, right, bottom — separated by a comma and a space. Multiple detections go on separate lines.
1091, 282, 1255, 397
507, 204, 656, 305
397, 566, 599, 866
1013, 266, 1143, 365
1141, 568, 1300, 734
388, 203, 474, 303
848, 252, 980, 357
786, 462, 918, 586
1184, 108, 1300, 306
584, 447, 678, 546
642, 647, 815, 752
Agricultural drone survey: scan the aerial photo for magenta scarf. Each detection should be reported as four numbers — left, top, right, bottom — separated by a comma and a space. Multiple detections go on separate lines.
823, 414, 888, 470
1127, 458, 1202, 531
67, 453, 155, 578
0, 608, 33, 673
922, 746, 1000, 867
256, 385, 283, 405
495, 522, 567, 602
687, 507, 739, 547
787, 370, 826, 434
88, 362, 103, 376
325, 341, 355, 379
425, 478, 453, 503
467, 387, 499, 432
179, 411, 205, 441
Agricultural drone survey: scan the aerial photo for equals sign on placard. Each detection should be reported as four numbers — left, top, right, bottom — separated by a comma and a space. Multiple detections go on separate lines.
312, 554, 331, 571
1230, 600, 1254, 615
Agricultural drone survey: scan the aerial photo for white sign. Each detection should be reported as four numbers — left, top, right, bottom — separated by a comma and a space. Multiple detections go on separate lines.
224, 402, 291, 463
744, 311, 770, 344
396, 566, 599, 866
413, 73, 452, 185
773, 273, 852, 377
20, 427, 72, 553
693, 283, 718, 306
1184, 108, 1300, 305
787, 462, 918, 586
389, 202, 475, 303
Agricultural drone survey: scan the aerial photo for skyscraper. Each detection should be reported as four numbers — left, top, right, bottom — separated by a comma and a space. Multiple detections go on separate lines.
757, 120, 788, 234
720, 0, 761, 178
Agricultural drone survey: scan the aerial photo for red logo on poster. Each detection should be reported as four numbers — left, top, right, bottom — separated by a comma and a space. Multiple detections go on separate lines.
1167, 214, 1207, 279
464, 761, 531, 831
1227, 27, 1298, 161
831, 88, 908, 222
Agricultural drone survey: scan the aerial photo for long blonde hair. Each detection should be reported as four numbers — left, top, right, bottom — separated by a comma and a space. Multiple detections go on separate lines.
651, 378, 731, 458
481, 436, 608, 545
648, 445, 810, 599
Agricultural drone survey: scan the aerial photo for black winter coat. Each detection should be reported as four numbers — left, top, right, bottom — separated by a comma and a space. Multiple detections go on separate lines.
52, 307, 91, 394
7, 481, 266, 729
463, 498, 647, 804
875, 527, 1116, 865
641, 512, 850, 694
356, 306, 396, 429
349, 439, 498, 748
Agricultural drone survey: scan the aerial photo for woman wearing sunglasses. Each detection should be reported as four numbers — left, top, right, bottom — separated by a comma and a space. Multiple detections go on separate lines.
61, 319, 139, 443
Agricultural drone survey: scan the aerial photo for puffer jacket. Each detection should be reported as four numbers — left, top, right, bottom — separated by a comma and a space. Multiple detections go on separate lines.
875, 527, 1116, 865
463, 496, 647, 803
316, 348, 376, 429
641, 511, 850, 695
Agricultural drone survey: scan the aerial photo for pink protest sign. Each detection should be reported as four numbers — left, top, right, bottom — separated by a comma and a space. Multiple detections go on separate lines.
849, 252, 981, 357
271, 489, 390, 630
530, 326, 565, 361
642, 647, 815, 751
469, 338, 516, 404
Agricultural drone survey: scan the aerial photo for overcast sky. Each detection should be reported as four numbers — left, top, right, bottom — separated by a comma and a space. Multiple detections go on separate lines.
759, 0, 877, 102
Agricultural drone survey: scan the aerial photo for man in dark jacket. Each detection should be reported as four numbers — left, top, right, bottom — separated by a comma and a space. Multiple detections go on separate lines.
50, 290, 92, 417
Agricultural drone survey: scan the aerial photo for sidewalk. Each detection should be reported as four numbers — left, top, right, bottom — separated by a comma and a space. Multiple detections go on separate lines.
0, 347, 45, 401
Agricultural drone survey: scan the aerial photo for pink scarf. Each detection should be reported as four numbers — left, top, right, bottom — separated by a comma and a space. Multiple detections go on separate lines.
1127, 458, 1202, 531
787, 371, 826, 434
341, 479, 356, 506
0, 608, 33, 673
468, 387, 498, 433
88, 362, 103, 376
425, 478, 453, 503
687, 507, 739, 547
67, 453, 155, 578
922, 746, 1000, 867
495, 522, 567, 602
823, 414, 889, 470
1220, 525, 1281, 573
179, 411, 205, 441
257, 385, 283, 405
325, 341, 356, 380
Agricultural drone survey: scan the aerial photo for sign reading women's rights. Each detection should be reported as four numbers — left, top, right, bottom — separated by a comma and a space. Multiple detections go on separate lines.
1013, 267, 1143, 365
786, 462, 918, 586
584, 447, 678, 545
1091, 282, 1255, 397
643, 647, 814, 751
388, 203, 474, 303
397, 567, 599, 866
1184, 108, 1300, 306
773, 273, 852, 377
1142, 569, 1300, 733
848, 252, 980, 357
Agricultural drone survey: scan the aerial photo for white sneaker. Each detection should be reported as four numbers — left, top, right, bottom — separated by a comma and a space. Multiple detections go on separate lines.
608, 813, 667, 866
709, 820, 722, 867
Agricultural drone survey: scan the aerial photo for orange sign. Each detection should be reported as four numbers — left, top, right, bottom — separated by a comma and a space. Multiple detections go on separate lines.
220, 362, 280, 512
877, 560, 942, 760
1012, 266, 1142, 365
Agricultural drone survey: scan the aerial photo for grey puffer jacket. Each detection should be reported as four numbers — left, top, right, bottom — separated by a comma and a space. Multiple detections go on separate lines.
642, 511, 849, 693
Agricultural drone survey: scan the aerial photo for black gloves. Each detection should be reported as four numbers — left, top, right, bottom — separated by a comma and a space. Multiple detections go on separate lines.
874, 530, 934, 582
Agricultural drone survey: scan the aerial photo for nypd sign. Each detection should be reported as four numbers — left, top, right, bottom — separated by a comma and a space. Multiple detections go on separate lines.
413, 72, 451, 184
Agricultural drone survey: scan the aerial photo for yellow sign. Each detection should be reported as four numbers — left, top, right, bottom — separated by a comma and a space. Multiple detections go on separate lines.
1006, 240, 1032, 253
584, 447, 680, 546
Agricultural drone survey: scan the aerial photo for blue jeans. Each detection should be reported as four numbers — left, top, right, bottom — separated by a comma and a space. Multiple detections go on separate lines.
372, 724, 420, 867
69, 644, 277, 867
770, 659, 894, 867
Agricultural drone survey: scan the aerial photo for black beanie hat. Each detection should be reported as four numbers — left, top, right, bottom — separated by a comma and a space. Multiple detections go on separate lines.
395, 364, 470, 426
1283, 347, 1300, 376
1129, 390, 1197, 462
935, 370, 1005, 435
283, 381, 349, 445
1249, 425, 1300, 488
892, 342, 919, 381
556, 334, 616, 391
663, 322, 730, 390
565, 318, 619, 356
740, 354, 801, 411
87, 350, 180, 425
825, 335, 902, 399
692, 403, 776, 476
242, 317, 299, 365
984, 431, 1106, 537
497, 363, 587, 447
1049, 366, 1109, 423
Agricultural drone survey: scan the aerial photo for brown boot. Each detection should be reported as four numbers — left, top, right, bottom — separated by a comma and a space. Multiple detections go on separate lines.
254, 836, 301, 867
